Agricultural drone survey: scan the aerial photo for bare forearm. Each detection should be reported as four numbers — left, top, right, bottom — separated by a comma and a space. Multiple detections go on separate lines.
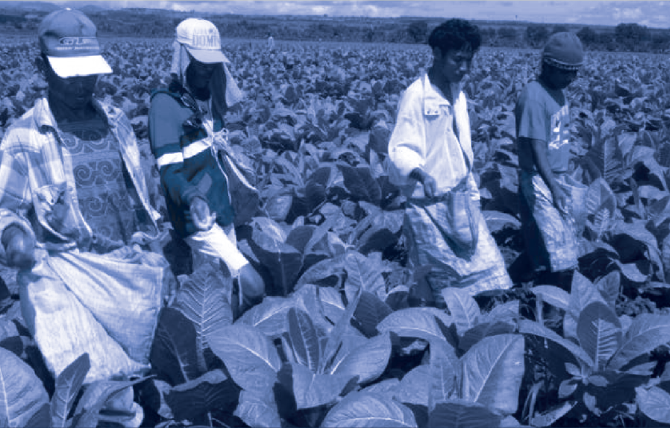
528, 138, 559, 192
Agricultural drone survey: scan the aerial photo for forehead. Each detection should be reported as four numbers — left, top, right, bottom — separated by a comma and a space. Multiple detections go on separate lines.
443, 46, 474, 60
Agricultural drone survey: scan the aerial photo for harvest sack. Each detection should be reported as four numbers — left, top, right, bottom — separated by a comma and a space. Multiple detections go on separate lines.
404, 197, 512, 304
18, 245, 167, 384
519, 171, 580, 272
213, 136, 260, 227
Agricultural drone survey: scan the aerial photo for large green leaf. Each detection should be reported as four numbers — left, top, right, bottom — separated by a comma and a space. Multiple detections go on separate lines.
608, 313, 670, 370
165, 369, 239, 422
460, 334, 525, 415
585, 135, 623, 185
150, 307, 201, 385
518, 319, 594, 367
564, 272, 608, 341
70, 378, 146, 428
352, 290, 393, 338
208, 324, 281, 395
531, 285, 571, 311
428, 340, 461, 407
173, 263, 234, 373
319, 286, 345, 324
343, 251, 387, 302
0, 347, 49, 428
584, 177, 617, 217
320, 392, 417, 427
320, 286, 363, 374
234, 390, 282, 428
328, 332, 392, 384
394, 365, 432, 406
636, 386, 670, 424
338, 165, 382, 205
427, 399, 503, 428
292, 362, 354, 410
459, 321, 516, 354
51, 353, 90, 428
236, 296, 296, 339
441, 288, 480, 336
576, 301, 622, 371
377, 307, 452, 346
287, 307, 321, 372
249, 221, 303, 296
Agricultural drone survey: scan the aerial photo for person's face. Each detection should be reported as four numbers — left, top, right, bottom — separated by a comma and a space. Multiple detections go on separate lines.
543, 64, 578, 90
186, 58, 218, 90
44, 60, 98, 111
433, 45, 474, 85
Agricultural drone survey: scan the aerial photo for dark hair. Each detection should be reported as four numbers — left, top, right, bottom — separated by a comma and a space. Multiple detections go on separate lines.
428, 19, 481, 54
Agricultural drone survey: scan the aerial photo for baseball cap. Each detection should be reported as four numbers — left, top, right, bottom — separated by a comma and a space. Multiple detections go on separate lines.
542, 32, 584, 71
38, 8, 112, 78
175, 18, 230, 64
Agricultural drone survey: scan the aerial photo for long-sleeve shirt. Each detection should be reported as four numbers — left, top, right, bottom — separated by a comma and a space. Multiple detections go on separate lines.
0, 98, 161, 264
148, 89, 234, 238
388, 73, 479, 201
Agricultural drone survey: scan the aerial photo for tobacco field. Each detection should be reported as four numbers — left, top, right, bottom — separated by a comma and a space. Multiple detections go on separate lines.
2, 37, 670, 427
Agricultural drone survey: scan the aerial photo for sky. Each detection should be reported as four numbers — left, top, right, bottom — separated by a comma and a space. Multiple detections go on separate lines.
52, 1, 670, 28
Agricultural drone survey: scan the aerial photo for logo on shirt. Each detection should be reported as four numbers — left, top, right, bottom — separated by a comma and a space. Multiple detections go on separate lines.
548, 105, 570, 150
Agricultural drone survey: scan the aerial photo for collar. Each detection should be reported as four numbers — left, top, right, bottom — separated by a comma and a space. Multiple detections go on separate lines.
421, 73, 461, 114
33, 97, 118, 134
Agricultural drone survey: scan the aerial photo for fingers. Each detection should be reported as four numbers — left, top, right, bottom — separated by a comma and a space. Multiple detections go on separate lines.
6, 232, 35, 270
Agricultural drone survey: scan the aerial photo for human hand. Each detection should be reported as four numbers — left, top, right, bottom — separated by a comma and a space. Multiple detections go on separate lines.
190, 197, 216, 231
2, 226, 35, 270
411, 168, 437, 198
551, 183, 569, 214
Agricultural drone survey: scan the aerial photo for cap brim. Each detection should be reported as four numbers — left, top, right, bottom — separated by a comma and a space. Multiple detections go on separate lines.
47, 55, 113, 78
185, 46, 230, 64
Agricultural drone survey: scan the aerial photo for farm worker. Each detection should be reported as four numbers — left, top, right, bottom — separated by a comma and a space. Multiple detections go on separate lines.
514, 32, 584, 288
0, 9, 171, 426
388, 19, 513, 306
267, 32, 275, 50
149, 18, 265, 316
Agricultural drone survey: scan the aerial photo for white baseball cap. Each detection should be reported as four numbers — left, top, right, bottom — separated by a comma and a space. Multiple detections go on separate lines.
175, 18, 230, 64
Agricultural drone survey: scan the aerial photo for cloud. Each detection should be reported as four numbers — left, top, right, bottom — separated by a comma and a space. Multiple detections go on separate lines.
612, 7, 644, 21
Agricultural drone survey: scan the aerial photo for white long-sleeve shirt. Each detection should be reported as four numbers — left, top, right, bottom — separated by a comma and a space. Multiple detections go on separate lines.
388, 73, 479, 201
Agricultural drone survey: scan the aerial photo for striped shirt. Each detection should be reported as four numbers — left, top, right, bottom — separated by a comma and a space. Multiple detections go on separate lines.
0, 97, 161, 258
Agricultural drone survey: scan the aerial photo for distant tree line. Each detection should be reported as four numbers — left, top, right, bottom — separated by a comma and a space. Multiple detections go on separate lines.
2, 8, 669, 53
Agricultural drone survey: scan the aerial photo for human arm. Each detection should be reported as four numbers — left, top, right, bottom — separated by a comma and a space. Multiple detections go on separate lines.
0, 131, 37, 268
149, 94, 214, 231
388, 84, 432, 195
524, 136, 568, 212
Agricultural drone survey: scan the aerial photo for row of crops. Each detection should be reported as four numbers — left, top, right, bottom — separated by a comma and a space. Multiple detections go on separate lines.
2, 37, 670, 427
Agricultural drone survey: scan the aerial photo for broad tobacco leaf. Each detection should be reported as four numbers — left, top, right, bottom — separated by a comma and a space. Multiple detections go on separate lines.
320, 391, 417, 427
0, 347, 49, 428
608, 313, 670, 371
51, 353, 90, 428
287, 307, 321, 372
291, 362, 355, 410
441, 288, 480, 336
377, 307, 452, 346
207, 324, 281, 396
165, 369, 239, 422
234, 390, 282, 428
172, 263, 234, 373
328, 332, 392, 385
428, 399, 503, 428
576, 301, 622, 371
150, 307, 201, 385
636, 386, 670, 424
460, 334, 525, 415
